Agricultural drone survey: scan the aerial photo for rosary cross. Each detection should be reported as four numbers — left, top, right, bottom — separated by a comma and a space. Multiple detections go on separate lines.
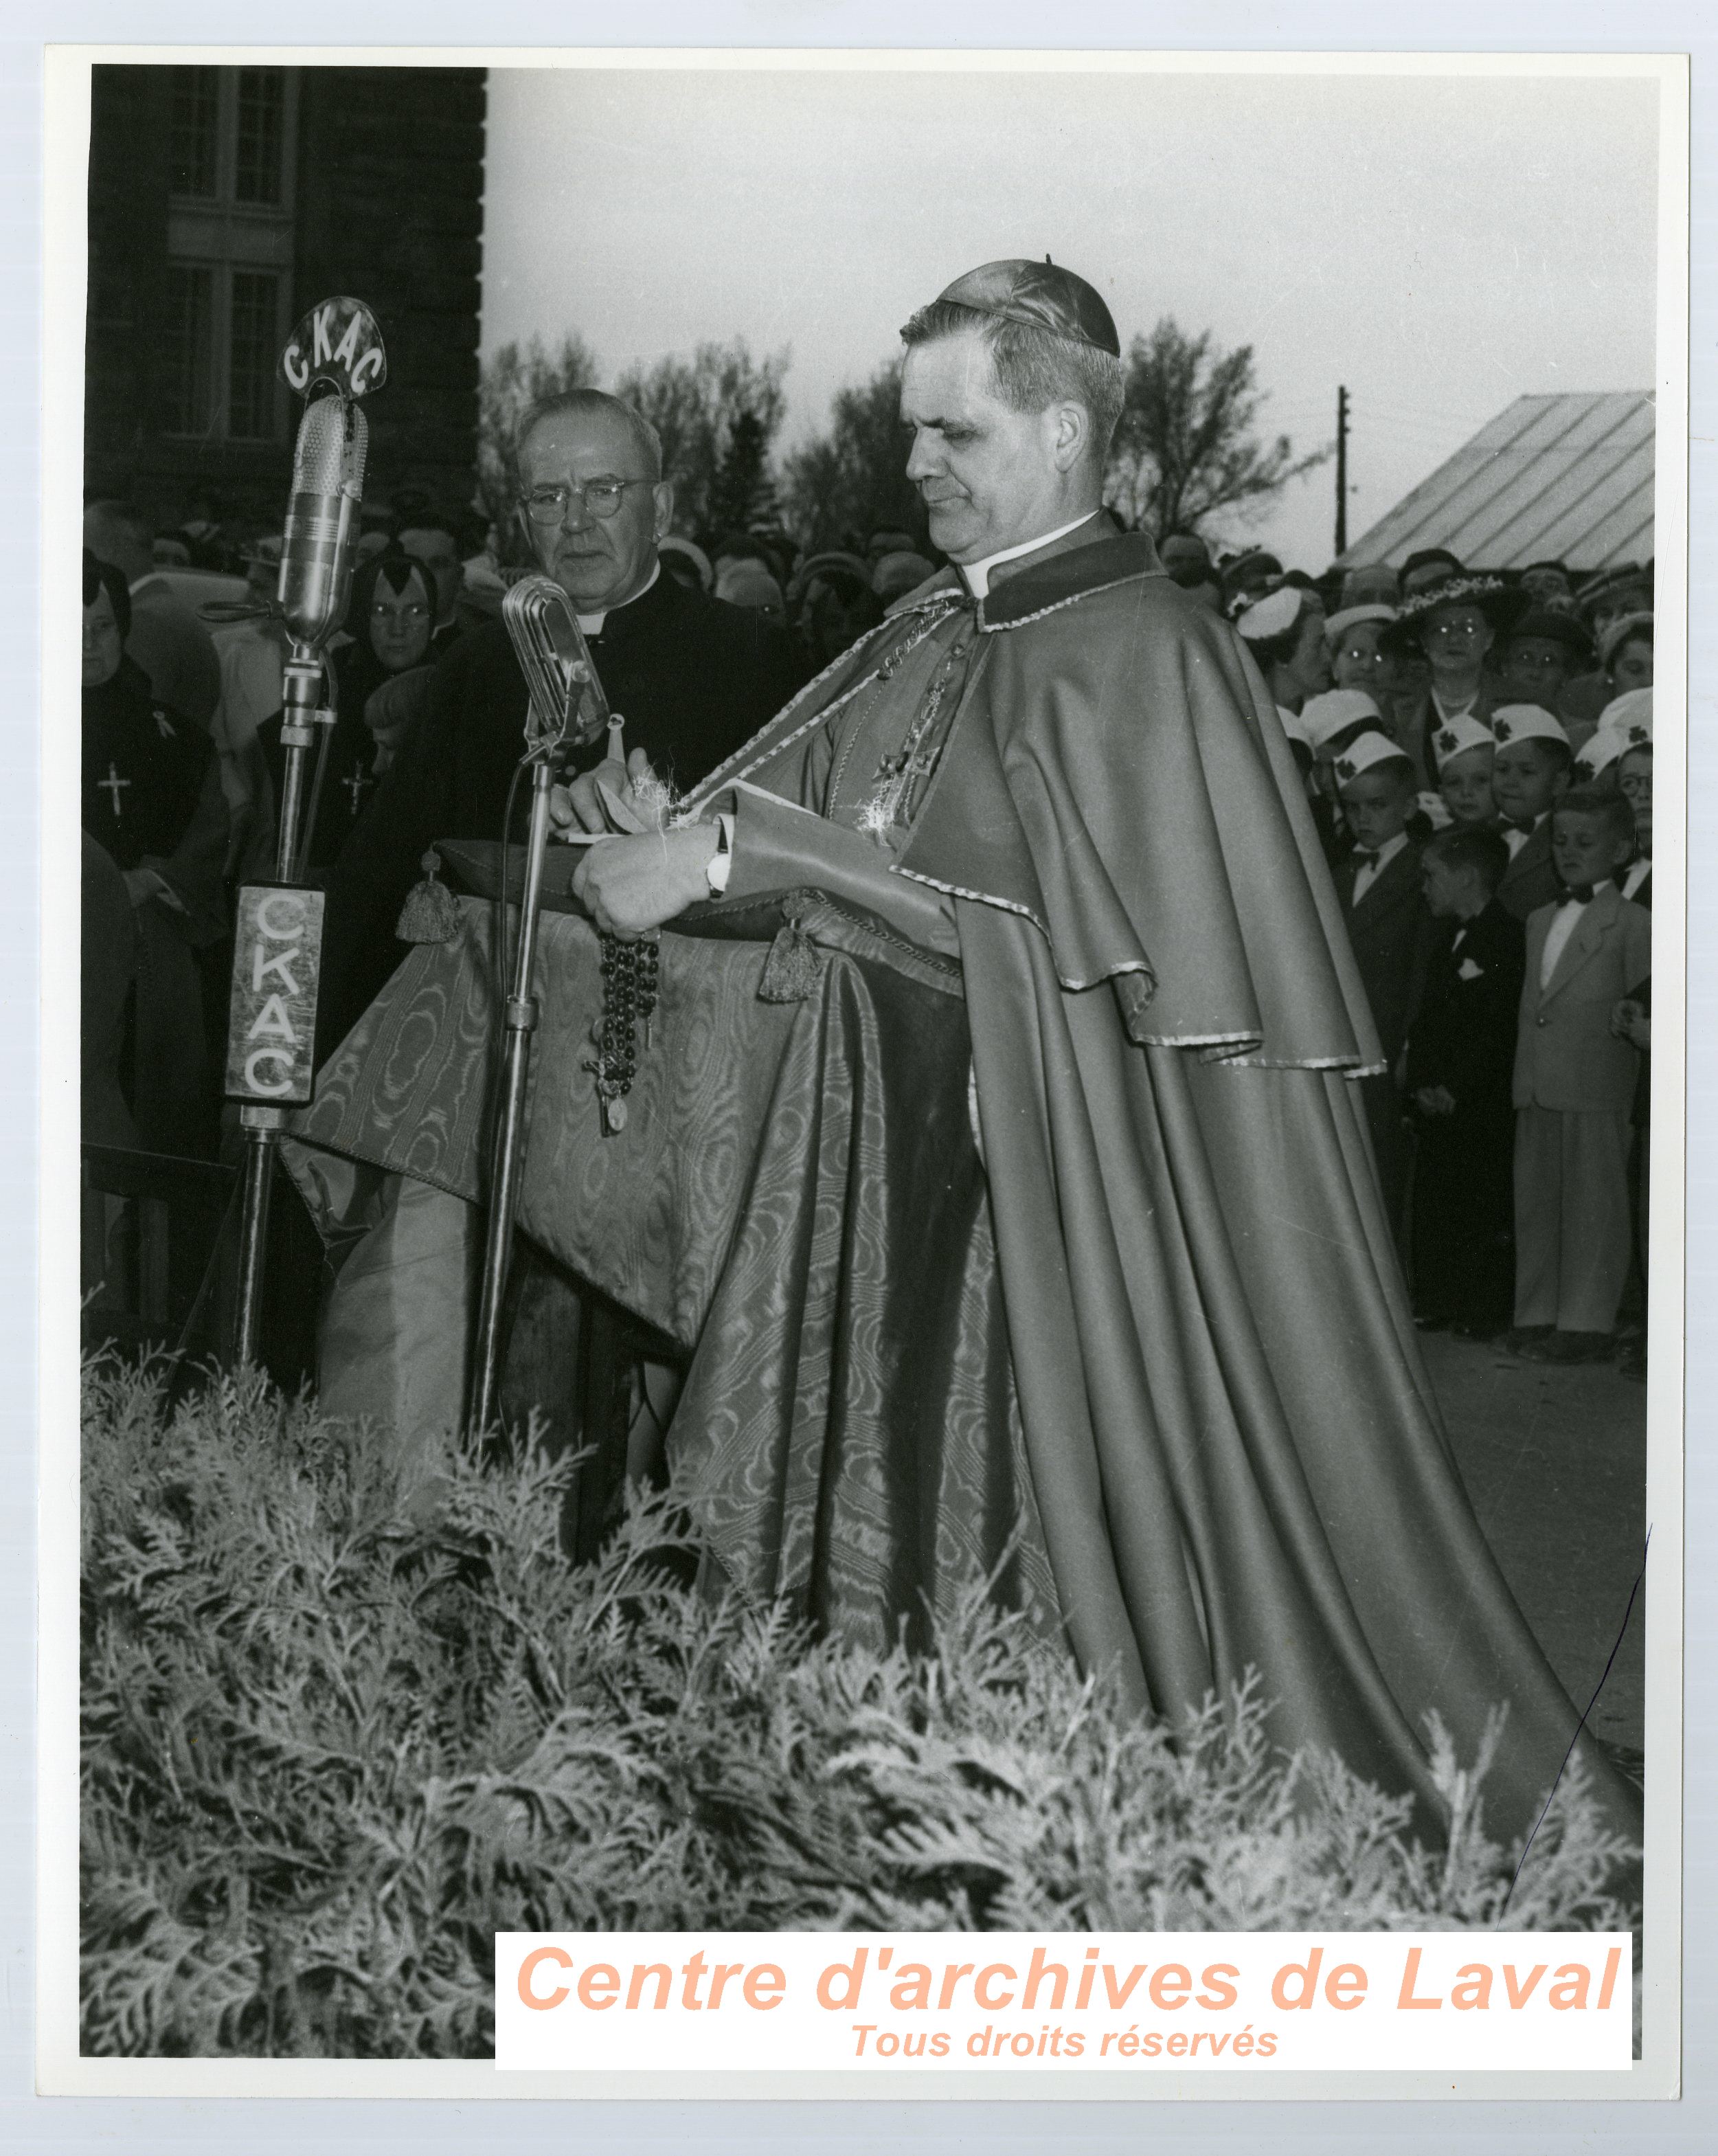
98, 762, 130, 818
342, 766, 372, 815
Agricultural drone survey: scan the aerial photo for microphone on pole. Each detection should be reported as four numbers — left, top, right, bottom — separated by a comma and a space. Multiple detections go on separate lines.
466, 576, 614, 1433
225, 297, 387, 1373
278, 387, 368, 655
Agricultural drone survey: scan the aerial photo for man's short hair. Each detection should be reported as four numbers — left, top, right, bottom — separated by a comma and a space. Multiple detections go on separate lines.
397, 510, 462, 547
898, 297, 1126, 461
514, 389, 664, 485
1401, 546, 1464, 584
1424, 823, 1509, 894
1555, 787, 1636, 848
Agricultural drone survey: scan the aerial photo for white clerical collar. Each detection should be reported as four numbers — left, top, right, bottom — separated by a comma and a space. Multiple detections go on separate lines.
577, 559, 659, 637
958, 512, 1101, 600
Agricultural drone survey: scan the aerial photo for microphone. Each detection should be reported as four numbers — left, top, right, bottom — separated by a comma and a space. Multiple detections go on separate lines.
277, 388, 368, 653
503, 572, 612, 763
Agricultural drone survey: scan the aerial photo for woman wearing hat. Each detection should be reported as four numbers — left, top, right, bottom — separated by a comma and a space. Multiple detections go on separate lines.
1235, 584, 1329, 715
1599, 611, 1653, 697
1324, 603, 1397, 701
1381, 575, 1527, 791
1494, 605, 1594, 730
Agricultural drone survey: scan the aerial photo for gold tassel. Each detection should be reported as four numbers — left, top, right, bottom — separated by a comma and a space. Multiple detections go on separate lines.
396, 848, 462, 945
758, 908, 823, 1002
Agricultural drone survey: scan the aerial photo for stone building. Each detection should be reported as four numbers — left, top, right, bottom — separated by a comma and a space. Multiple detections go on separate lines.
84, 62, 486, 537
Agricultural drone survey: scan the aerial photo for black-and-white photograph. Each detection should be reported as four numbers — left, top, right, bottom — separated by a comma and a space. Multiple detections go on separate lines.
58, 48, 1676, 2079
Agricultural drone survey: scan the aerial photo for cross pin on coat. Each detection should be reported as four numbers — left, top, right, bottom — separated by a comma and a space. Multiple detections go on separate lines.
98, 762, 130, 818
342, 765, 372, 816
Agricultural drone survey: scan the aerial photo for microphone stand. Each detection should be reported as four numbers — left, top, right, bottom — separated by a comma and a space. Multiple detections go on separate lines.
466, 572, 609, 1434
231, 647, 334, 1371
223, 295, 387, 1375
467, 745, 561, 1434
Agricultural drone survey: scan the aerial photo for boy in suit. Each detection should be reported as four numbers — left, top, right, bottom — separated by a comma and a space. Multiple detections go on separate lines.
1511, 789, 1652, 1362
1405, 826, 1525, 1335
1333, 731, 1434, 1242
1490, 704, 1573, 919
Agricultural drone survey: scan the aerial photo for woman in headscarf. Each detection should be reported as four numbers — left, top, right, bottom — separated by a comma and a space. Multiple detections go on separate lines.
82, 550, 229, 1156
256, 546, 439, 877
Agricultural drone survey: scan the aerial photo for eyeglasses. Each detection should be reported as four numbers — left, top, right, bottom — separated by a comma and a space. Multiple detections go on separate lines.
372, 600, 431, 622
1427, 616, 1486, 639
521, 478, 649, 525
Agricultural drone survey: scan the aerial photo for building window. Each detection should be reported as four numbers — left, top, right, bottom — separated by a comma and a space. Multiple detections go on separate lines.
161, 67, 297, 442
168, 67, 219, 199
234, 69, 286, 207
163, 263, 216, 436
227, 271, 281, 441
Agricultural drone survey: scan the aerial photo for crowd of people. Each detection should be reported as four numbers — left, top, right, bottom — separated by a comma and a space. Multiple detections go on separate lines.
1225, 545, 1655, 1377
81, 448, 1655, 1376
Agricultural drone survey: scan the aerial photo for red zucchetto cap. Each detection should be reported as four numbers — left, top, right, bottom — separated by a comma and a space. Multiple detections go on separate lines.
932, 258, 1121, 357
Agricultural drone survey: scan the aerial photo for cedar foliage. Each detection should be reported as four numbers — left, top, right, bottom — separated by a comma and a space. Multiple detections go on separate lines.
81, 1354, 1638, 2060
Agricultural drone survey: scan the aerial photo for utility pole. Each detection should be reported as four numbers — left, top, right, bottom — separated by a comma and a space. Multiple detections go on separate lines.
1335, 385, 1349, 557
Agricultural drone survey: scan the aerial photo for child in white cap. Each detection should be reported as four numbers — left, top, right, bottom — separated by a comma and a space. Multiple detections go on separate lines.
1333, 731, 1434, 1244
1432, 711, 1498, 829
1407, 824, 1526, 1337
1510, 788, 1651, 1362
1489, 704, 1573, 921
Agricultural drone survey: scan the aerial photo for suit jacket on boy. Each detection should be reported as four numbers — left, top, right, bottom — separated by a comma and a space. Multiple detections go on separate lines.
1405, 899, 1526, 1122
1335, 838, 1433, 1065
1513, 884, 1653, 1113
1497, 816, 1561, 922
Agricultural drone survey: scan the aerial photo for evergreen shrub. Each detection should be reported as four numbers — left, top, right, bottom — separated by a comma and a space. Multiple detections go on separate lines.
80, 1354, 1638, 2058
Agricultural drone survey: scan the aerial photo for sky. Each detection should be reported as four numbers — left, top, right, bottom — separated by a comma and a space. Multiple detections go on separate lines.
479, 62, 1660, 568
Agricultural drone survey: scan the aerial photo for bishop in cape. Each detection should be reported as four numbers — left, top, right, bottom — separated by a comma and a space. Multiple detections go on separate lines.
309, 260, 1640, 1854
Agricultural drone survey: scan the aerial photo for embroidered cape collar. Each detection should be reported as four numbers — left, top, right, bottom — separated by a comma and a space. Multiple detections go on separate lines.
885, 530, 1165, 630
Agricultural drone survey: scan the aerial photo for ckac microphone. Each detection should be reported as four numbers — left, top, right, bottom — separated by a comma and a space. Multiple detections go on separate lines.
278, 388, 368, 653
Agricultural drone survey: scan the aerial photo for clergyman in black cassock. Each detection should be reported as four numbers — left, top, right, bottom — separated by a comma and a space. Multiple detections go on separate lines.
1405, 886, 1526, 1333
318, 554, 804, 1053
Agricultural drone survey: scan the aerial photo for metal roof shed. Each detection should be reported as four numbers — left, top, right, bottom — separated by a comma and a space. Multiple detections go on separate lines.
1335, 392, 1653, 573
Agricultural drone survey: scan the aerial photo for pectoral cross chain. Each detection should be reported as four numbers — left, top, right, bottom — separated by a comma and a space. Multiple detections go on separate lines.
98, 763, 130, 818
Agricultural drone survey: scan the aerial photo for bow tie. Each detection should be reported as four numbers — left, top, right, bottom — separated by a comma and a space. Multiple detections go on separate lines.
1507, 818, 1538, 836
1558, 883, 1596, 905
1354, 849, 1381, 869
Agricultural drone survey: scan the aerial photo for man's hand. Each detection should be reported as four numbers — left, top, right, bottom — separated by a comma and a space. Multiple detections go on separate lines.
1413, 1085, 1456, 1118
572, 824, 721, 938
551, 745, 662, 838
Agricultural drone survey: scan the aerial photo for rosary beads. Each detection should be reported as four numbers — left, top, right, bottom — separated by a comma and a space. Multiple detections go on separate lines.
586, 931, 659, 1136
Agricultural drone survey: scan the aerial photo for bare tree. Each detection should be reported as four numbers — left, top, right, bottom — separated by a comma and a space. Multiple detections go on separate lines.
613, 339, 790, 540
476, 333, 601, 560
1104, 318, 1330, 541
779, 359, 929, 554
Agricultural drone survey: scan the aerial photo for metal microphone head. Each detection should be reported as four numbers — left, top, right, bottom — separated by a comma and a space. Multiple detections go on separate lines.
504, 573, 611, 760
277, 390, 366, 653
